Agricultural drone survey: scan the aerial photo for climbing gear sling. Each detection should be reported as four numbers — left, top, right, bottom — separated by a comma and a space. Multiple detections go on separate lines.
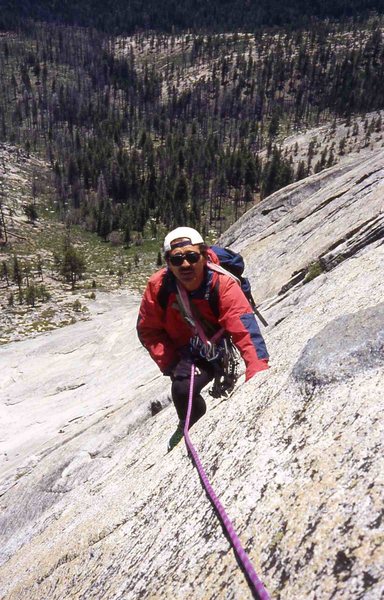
176, 281, 239, 397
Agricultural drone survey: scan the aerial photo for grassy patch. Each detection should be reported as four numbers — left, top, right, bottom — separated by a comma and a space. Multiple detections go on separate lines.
40, 307, 56, 319
304, 261, 324, 284
26, 320, 56, 332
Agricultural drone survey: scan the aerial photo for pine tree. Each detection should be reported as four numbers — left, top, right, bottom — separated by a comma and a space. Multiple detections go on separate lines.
173, 174, 189, 226
122, 210, 132, 247
36, 255, 43, 280
24, 203, 39, 223
99, 198, 113, 241
25, 283, 37, 307
1, 261, 9, 286
261, 146, 293, 198
244, 157, 258, 190
296, 160, 307, 181
0, 183, 7, 244
12, 255, 23, 301
60, 244, 86, 290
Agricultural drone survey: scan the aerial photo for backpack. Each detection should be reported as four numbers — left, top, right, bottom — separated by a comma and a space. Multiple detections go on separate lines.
210, 245, 268, 327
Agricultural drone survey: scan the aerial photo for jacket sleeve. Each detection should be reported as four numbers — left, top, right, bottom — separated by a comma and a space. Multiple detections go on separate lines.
217, 276, 269, 381
136, 276, 178, 374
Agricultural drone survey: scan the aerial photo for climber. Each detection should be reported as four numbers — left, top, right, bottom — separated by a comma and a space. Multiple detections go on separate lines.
136, 226, 269, 451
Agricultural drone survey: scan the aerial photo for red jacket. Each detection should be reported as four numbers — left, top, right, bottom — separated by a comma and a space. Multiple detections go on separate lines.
137, 266, 269, 381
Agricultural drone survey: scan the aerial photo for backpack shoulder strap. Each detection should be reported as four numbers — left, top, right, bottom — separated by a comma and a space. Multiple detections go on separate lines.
207, 261, 241, 285
208, 276, 220, 318
208, 261, 268, 327
206, 262, 241, 319
157, 269, 174, 311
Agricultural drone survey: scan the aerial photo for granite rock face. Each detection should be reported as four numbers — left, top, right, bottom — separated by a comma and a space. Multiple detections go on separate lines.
220, 149, 384, 307
0, 149, 383, 600
292, 302, 384, 393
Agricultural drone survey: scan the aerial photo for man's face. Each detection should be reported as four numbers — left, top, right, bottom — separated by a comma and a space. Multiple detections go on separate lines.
167, 239, 207, 291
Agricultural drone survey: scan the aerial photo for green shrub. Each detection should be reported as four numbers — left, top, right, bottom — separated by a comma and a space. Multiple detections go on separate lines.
73, 299, 82, 312
24, 203, 38, 223
25, 283, 37, 307
38, 284, 51, 302
304, 261, 324, 283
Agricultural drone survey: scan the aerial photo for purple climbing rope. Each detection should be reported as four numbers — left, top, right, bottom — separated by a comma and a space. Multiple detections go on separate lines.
183, 364, 270, 600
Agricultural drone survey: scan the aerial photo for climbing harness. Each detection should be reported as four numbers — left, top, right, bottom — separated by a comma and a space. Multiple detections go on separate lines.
183, 364, 270, 600
176, 282, 239, 397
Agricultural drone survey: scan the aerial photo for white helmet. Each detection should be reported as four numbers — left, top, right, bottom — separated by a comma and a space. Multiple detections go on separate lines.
163, 227, 204, 253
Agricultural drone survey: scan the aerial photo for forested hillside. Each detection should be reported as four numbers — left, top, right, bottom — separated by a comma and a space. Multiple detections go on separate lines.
1, 18, 384, 243
1, 0, 383, 32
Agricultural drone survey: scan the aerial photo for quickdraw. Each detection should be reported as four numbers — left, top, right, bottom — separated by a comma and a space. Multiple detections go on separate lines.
190, 334, 222, 362
209, 337, 239, 398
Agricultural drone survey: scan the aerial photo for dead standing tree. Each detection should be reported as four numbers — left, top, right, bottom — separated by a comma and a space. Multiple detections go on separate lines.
0, 181, 8, 246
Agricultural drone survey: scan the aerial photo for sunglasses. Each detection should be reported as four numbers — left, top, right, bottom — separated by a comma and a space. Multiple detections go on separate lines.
168, 251, 201, 267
